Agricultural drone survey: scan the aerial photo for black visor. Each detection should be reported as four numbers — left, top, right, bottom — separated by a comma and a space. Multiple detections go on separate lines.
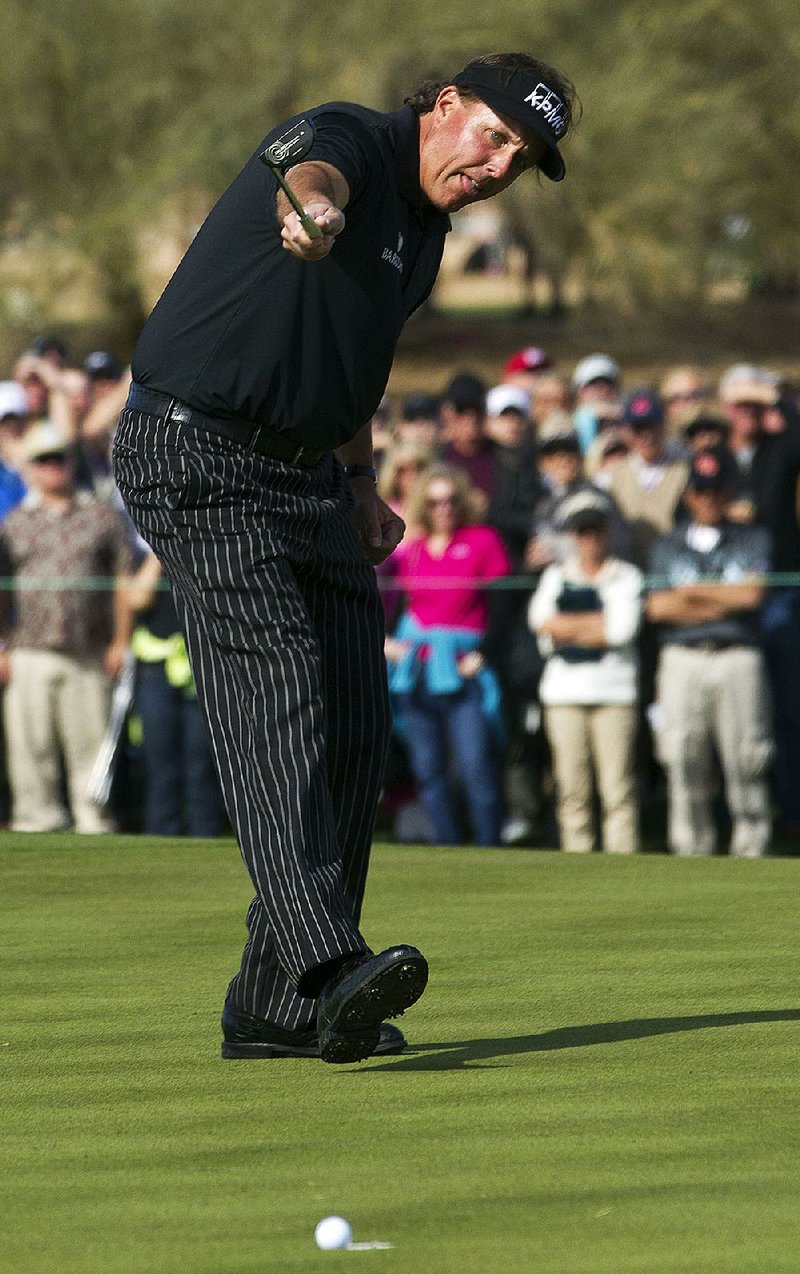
452, 63, 569, 181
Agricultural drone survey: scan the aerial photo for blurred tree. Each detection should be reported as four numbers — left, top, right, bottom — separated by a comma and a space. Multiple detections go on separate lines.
0, 0, 798, 332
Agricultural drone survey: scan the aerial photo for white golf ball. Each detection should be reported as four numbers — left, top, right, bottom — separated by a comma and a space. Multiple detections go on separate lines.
315, 1216, 353, 1250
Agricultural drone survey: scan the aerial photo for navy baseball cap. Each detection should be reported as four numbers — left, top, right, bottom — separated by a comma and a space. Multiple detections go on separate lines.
686, 445, 737, 493
452, 62, 570, 181
31, 334, 67, 360
403, 391, 440, 421
442, 373, 487, 412
623, 388, 664, 428
84, 350, 123, 381
683, 414, 729, 440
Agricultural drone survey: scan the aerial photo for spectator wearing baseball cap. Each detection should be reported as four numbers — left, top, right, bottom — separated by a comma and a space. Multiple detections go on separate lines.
501, 346, 553, 396
575, 392, 628, 457
718, 365, 800, 839
30, 334, 68, 366
483, 383, 541, 563
393, 392, 442, 452
19, 418, 73, 465
0, 381, 29, 522
530, 487, 643, 854
13, 346, 90, 448
718, 364, 780, 522
572, 354, 621, 403
479, 380, 548, 845
719, 364, 779, 410
524, 418, 586, 574
646, 445, 773, 857
606, 387, 689, 568
440, 372, 498, 509
682, 414, 730, 455
623, 387, 663, 429
84, 351, 124, 383
76, 351, 132, 498
0, 417, 135, 833
13, 350, 57, 421
517, 424, 633, 842
584, 426, 631, 489
570, 356, 623, 453
485, 384, 532, 448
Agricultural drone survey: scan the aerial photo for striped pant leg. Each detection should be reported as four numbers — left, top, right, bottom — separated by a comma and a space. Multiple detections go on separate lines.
113, 408, 388, 1027
210, 527, 390, 1026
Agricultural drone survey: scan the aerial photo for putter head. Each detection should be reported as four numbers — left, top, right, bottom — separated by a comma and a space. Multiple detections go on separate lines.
261, 119, 316, 170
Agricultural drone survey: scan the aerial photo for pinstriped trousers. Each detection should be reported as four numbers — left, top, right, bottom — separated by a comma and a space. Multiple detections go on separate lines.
113, 406, 390, 1030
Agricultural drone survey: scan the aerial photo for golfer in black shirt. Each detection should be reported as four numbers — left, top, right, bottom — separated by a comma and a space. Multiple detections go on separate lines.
113, 52, 578, 1064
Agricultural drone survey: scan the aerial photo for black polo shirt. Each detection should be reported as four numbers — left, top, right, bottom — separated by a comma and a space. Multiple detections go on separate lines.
132, 103, 450, 449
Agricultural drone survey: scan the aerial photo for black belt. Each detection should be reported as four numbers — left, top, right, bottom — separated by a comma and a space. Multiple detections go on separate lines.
126, 384, 325, 468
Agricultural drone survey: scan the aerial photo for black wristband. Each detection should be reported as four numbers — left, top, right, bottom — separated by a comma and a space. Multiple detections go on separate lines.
343, 464, 378, 482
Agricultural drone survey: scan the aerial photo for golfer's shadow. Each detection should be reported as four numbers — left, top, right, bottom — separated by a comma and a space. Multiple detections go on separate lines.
357, 1008, 800, 1072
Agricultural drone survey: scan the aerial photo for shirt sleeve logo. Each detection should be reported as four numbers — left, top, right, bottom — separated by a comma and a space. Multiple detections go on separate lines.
382, 231, 404, 273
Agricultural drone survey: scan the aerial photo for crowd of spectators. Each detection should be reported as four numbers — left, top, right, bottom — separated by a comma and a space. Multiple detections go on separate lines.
1, 333, 799, 856
374, 347, 800, 857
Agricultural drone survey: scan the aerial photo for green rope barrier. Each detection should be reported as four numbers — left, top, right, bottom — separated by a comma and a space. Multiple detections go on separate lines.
1, 574, 799, 592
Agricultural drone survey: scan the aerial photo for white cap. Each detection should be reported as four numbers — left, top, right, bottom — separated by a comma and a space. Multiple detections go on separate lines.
486, 384, 531, 417
0, 380, 28, 420
556, 487, 614, 530
572, 354, 621, 390
719, 364, 779, 405
21, 419, 71, 461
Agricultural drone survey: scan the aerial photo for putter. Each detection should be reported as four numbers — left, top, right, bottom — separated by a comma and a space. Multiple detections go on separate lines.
260, 119, 323, 239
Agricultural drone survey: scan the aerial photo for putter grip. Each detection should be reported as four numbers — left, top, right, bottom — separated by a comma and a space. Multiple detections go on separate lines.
263, 162, 323, 240
299, 212, 323, 240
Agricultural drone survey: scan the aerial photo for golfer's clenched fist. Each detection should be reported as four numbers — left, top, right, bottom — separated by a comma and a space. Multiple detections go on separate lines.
280, 202, 345, 261
277, 159, 349, 261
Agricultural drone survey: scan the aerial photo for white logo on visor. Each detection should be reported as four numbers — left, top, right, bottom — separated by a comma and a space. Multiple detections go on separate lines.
523, 83, 567, 137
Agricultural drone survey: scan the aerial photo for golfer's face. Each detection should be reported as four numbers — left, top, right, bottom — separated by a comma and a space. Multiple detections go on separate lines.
420, 90, 545, 212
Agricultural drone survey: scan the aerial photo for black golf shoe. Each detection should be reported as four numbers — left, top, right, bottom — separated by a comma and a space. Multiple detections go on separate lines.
221, 1005, 406, 1060
316, 945, 429, 1065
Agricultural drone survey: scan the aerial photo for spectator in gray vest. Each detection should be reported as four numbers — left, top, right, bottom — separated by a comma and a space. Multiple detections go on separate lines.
646, 445, 773, 857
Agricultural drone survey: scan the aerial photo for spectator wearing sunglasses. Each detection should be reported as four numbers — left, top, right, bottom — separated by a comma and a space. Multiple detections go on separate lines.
386, 465, 510, 845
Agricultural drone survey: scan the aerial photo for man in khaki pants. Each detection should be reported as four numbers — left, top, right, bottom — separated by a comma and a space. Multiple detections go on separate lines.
0, 421, 134, 832
646, 445, 773, 856
530, 489, 644, 853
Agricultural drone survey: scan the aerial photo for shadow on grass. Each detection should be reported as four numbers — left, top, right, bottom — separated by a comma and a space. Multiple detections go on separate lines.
358, 1008, 800, 1072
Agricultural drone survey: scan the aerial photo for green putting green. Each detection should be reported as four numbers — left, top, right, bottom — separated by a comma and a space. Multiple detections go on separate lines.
2, 836, 799, 1273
